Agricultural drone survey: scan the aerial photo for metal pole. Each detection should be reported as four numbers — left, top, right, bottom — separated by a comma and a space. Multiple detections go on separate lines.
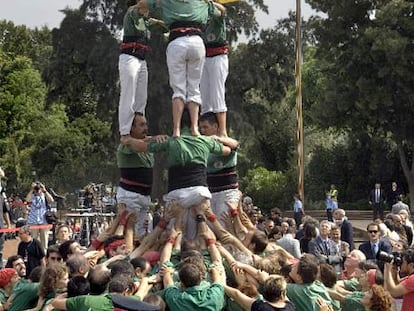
295, 0, 304, 205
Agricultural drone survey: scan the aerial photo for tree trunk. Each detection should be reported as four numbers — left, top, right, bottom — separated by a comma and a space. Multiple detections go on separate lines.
397, 142, 414, 212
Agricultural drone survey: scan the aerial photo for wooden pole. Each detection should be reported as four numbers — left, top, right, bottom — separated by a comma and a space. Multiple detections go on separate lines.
295, 0, 304, 205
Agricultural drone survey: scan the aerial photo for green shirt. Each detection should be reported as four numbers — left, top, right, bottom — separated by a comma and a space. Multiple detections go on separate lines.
117, 145, 154, 168
205, 14, 226, 46
8, 281, 39, 311
344, 277, 361, 292
206, 151, 237, 174
164, 282, 225, 311
148, 128, 223, 167
287, 280, 335, 311
123, 6, 151, 43
0, 289, 8, 305
343, 291, 365, 311
147, 0, 218, 28
66, 293, 114, 311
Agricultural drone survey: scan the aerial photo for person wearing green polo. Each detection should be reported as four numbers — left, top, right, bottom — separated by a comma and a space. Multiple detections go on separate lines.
287, 254, 336, 311
141, 0, 220, 137
122, 109, 231, 240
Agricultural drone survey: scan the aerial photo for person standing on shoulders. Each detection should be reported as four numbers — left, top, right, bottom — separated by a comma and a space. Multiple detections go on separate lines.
200, 0, 228, 137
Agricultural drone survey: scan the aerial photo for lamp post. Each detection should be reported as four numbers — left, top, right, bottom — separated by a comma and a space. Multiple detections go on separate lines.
295, 0, 304, 204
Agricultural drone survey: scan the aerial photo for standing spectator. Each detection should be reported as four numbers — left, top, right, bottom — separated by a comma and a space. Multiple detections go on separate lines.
384, 249, 414, 311
299, 222, 317, 254
17, 225, 46, 277
330, 224, 350, 263
392, 195, 410, 215
326, 184, 338, 221
387, 181, 402, 210
333, 209, 354, 250
25, 182, 54, 251
369, 182, 386, 220
0, 167, 11, 269
276, 228, 301, 259
293, 193, 303, 230
358, 222, 392, 271
308, 220, 343, 277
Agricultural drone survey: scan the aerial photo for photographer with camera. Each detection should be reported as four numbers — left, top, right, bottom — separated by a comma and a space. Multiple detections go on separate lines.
25, 181, 54, 251
0, 167, 11, 268
384, 249, 414, 311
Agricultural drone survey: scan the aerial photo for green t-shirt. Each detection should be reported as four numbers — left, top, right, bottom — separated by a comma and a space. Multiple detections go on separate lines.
0, 288, 8, 305
164, 282, 225, 311
343, 291, 365, 311
344, 277, 361, 292
117, 145, 154, 168
148, 128, 223, 167
65, 293, 114, 311
147, 0, 218, 28
123, 6, 150, 42
205, 14, 226, 46
8, 281, 39, 311
206, 150, 237, 174
287, 280, 336, 311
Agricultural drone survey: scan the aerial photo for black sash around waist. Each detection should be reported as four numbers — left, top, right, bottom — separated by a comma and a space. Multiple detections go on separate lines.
119, 167, 153, 195
120, 36, 149, 60
168, 21, 203, 43
207, 167, 238, 193
168, 163, 207, 192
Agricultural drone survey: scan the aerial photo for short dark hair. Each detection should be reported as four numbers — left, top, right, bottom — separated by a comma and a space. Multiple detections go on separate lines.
199, 112, 218, 125
262, 275, 287, 302
46, 245, 60, 258
143, 294, 166, 311
109, 260, 135, 279
130, 257, 149, 271
67, 276, 90, 297
58, 240, 78, 261
403, 249, 414, 264
88, 268, 111, 295
319, 264, 337, 288
28, 266, 44, 282
179, 263, 202, 288
5, 255, 23, 268
250, 230, 268, 254
297, 254, 318, 284
366, 223, 379, 231
108, 275, 135, 294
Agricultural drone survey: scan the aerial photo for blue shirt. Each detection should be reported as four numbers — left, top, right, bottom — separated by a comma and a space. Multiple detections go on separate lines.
27, 194, 47, 224
294, 198, 303, 213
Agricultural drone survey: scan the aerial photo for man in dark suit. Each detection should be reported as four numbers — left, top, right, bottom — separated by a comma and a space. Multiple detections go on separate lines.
333, 208, 354, 250
358, 222, 392, 271
308, 220, 343, 277
369, 182, 386, 220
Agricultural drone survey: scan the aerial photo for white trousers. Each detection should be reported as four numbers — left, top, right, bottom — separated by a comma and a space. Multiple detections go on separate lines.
116, 187, 152, 237
200, 54, 229, 114
210, 188, 240, 228
118, 54, 148, 135
166, 36, 205, 104
163, 186, 211, 240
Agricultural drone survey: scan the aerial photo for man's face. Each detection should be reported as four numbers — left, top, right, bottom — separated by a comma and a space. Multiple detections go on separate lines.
289, 262, 302, 284
47, 252, 63, 265
12, 258, 26, 278
367, 225, 380, 242
18, 229, 30, 242
130, 115, 148, 139
199, 120, 218, 136
57, 227, 70, 241
320, 223, 331, 237
344, 250, 361, 269
112, 243, 128, 257
333, 211, 343, 223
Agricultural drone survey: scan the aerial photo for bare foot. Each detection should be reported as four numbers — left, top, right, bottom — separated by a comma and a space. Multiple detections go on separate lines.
172, 128, 180, 137
218, 131, 228, 138
191, 127, 200, 136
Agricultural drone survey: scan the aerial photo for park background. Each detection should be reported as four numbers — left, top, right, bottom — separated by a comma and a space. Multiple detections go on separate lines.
1, 0, 413, 213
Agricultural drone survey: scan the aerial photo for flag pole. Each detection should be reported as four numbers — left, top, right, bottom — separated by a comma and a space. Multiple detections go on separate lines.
295, 0, 304, 205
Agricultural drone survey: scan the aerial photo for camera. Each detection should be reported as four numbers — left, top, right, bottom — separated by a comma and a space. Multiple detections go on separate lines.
377, 250, 403, 267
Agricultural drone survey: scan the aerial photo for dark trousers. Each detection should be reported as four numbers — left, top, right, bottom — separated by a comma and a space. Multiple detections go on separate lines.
294, 212, 302, 229
373, 203, 384, 220
326, 209, 333, 222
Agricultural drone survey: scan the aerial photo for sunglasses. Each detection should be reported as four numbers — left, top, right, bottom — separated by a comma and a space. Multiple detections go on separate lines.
368, 230, 378, 234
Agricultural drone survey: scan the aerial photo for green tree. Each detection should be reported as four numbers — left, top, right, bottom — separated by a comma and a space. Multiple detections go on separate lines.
306, 0, 414, 207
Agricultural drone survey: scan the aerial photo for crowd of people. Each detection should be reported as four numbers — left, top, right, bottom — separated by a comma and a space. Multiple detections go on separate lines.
1, 0, 414, 310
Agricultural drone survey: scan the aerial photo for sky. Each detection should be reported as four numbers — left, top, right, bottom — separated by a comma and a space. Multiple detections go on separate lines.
0, 0, 315, 30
